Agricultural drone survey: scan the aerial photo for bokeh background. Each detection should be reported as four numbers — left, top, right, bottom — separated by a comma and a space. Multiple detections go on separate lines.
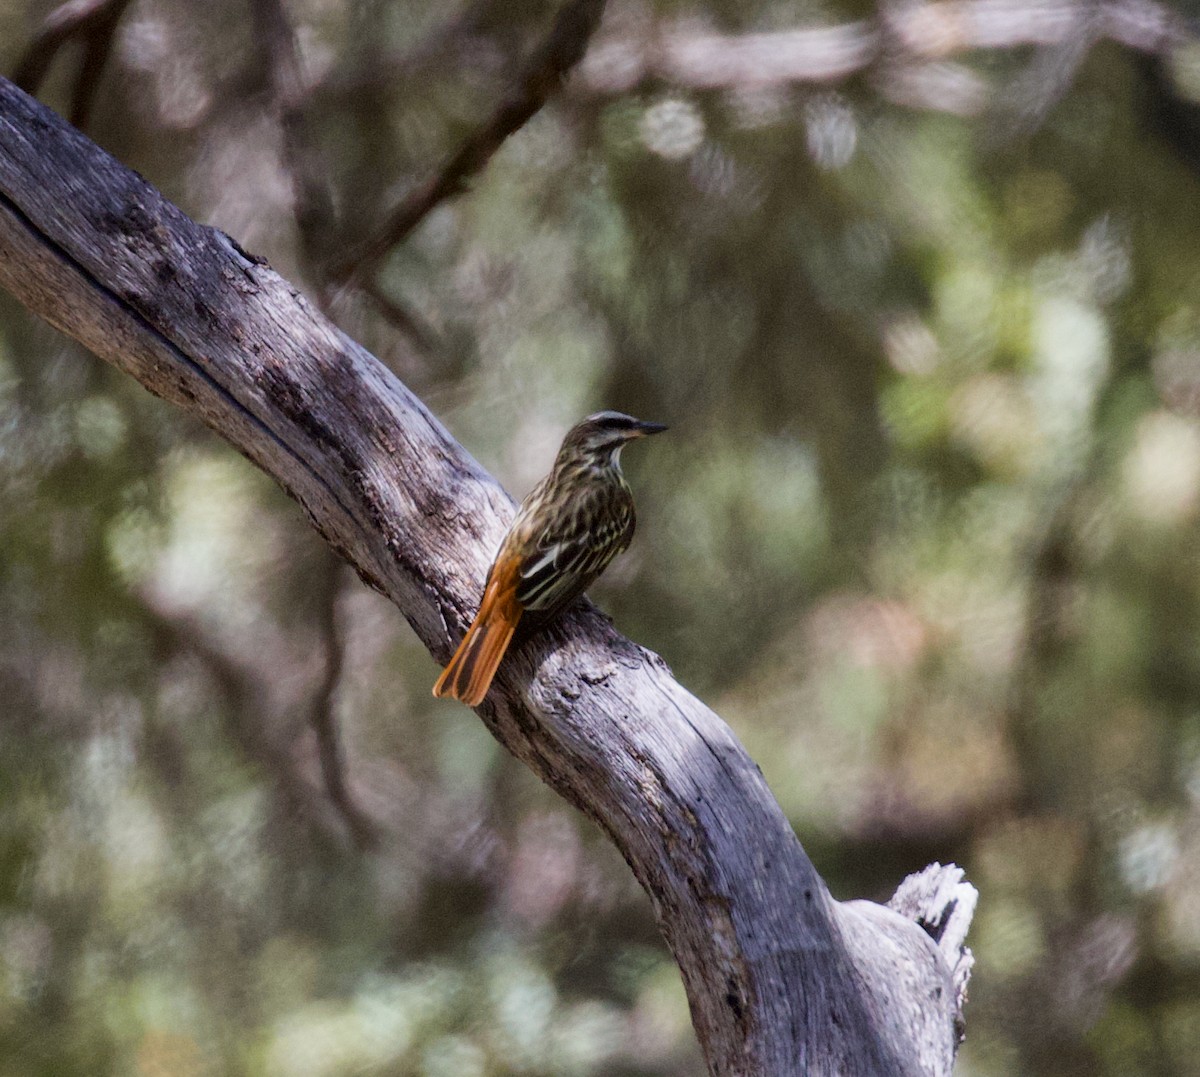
4, 0, 1200, 1073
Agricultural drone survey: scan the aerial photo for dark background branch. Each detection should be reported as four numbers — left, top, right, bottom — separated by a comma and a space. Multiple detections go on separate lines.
332, 0, 608, 284
13, 0, 134, 127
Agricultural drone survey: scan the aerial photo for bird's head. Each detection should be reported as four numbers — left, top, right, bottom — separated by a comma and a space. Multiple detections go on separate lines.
559, 411, 668, 469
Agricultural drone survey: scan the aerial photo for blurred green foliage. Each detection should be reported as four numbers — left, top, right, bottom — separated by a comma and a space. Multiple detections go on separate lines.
6, 0, 1200, 1073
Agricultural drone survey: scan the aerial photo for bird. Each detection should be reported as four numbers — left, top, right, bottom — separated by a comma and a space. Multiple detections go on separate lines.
433, 410, 667, 706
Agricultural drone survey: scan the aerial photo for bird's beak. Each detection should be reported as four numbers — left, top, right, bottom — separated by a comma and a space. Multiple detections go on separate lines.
629, 420, 668, 437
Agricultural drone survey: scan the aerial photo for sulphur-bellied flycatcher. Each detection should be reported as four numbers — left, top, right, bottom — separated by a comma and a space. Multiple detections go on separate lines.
433, 411, 667, 706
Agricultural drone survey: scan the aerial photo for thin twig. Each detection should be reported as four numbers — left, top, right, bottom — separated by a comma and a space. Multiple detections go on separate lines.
139, 589, 359, 848
13, 0, 135, 127
307, 556, 380, 850
1006, 477, 1090, 812
332, 0, 608, 284
359, 278, 439, 353
251, 0, 338, 273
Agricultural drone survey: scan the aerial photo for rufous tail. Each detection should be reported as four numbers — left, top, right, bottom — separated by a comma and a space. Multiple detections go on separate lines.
432, 573, 523, 706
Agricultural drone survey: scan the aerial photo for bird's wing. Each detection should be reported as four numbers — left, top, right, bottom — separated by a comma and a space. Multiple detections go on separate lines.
515, 486, 634, 614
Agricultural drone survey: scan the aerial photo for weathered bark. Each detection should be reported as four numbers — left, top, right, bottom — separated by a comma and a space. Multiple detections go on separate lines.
0, 77, 973, 1075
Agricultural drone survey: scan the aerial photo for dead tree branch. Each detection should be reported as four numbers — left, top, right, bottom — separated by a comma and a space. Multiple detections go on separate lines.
0, 76, 973, 1075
